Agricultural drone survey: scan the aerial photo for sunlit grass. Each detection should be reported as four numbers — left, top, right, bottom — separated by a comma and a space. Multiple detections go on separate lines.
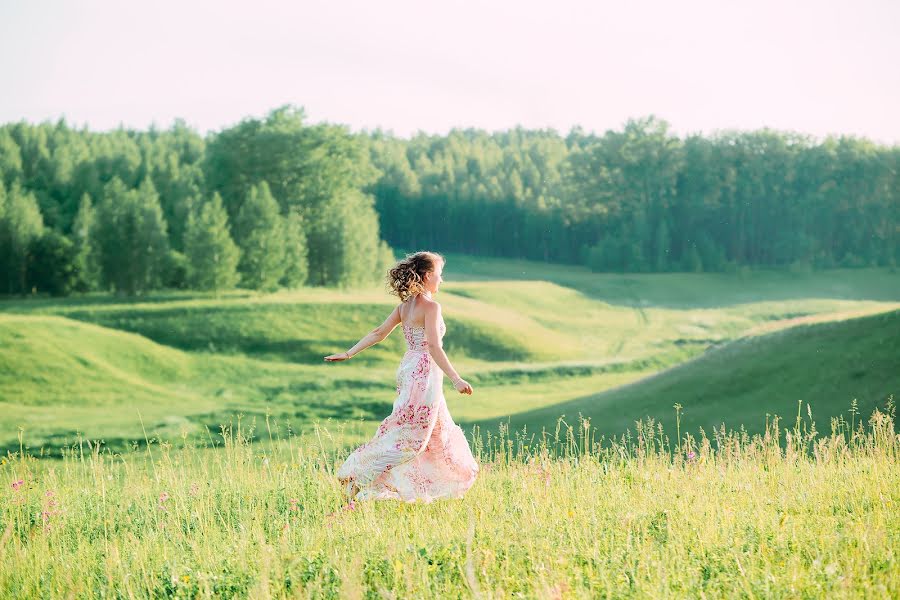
477, 307, 900, 441
2, 258, 899, 455
1, 400, 897, 598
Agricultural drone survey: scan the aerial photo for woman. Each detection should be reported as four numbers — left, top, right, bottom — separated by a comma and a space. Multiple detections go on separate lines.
324, 251, 479, 503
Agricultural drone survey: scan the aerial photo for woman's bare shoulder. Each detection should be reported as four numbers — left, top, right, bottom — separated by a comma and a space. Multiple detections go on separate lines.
419, 297, 441, 317
420, 296, 441, 308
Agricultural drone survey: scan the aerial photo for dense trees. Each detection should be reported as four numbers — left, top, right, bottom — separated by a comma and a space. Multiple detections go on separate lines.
233, 182, 287, 292
183, 192, 240, 293
204, 106, 387, 288
0, 109, 895, 297
0, 108, 394, 296
0, 182, 44, 294
367, 117, 899, 272
94, 177, 170, 295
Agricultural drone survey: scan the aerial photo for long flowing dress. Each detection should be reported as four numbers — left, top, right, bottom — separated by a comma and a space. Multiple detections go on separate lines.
336, 315, 479, 503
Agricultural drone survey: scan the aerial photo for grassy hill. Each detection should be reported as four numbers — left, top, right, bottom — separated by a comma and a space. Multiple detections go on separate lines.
469, 308, 900, 440
440, 252, 900, 307
1, 257, 898, 454
0, 313, 403, 452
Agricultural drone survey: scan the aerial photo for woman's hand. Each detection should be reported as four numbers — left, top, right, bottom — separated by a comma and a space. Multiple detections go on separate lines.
324, 352, 352, 362
453, 378, 473, 395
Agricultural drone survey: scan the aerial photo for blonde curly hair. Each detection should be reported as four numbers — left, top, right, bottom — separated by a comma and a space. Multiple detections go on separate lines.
387, 251, 445, 301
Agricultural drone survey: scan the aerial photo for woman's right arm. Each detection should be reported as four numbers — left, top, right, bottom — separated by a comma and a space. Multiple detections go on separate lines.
424, 303, 473, 395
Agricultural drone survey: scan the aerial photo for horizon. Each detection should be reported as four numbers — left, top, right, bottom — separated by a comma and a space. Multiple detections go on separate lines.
4, 108, 899, 147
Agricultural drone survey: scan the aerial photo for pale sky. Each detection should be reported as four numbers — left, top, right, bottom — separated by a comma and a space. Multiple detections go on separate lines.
1, 0, 898, 143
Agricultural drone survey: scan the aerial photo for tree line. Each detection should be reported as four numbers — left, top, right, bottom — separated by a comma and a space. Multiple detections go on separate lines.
367, 116, 899, 272
0, 108, 896, 297
0, 106, 393, 296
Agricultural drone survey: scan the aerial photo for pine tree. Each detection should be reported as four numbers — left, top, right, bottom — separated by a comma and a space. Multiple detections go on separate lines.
280, 209, 308, 288
27, 229, 78, 296
132, 177, 170, 292
71, 192, 102, 292
94, 178, 128, 293
312, 190, 381, 287
233, 182, 286, 291
0, 182, 45, 294
184, 192, 241, 293
95, 177, 170, 295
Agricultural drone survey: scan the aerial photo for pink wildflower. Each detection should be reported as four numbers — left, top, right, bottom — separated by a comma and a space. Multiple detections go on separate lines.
288, 498, 300, 512
11, 480, 23, 491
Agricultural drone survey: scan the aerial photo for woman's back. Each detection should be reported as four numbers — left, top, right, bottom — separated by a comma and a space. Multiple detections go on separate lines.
399, 293, 434, 329
400, 294, 445, 352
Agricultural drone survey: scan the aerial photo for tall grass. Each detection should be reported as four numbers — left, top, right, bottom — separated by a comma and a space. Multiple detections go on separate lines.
2, 399, 898, 598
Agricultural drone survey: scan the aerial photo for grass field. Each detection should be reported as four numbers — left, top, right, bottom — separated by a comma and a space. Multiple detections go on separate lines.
472, 306, 900, 440
2, 255, 900, 597
1, 401, 897, 598
1, 255, 899, 454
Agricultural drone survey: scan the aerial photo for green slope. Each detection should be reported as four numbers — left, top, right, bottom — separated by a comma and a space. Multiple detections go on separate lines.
0, 314, 195, 406
0, 314, 216, 450
0, 312, 415, 452
2, 257, 899, 455
14, 292, 572, 364
468, 308, 900, 439
441, 252, 900, 308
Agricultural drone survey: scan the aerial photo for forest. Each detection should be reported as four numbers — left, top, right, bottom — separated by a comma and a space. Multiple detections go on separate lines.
0, 106, 896, 296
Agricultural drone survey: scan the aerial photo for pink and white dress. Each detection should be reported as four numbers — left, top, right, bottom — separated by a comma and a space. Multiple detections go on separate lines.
336, 315, 479, 503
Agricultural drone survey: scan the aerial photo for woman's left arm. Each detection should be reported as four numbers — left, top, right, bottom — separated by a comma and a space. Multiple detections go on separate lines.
324, 305, 402, 362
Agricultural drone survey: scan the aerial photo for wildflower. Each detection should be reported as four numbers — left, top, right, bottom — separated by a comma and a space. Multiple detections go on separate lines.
11, 479, 23, 491
158, 491, 170, 511
344, 500, 356, 512
687, 451, 696, 461
181, 575, 191, 584
538, 464, 551, 484
289, 498, 300, 512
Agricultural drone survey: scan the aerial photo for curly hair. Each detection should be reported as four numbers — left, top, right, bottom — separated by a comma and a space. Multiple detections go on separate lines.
387, 251, 445, 301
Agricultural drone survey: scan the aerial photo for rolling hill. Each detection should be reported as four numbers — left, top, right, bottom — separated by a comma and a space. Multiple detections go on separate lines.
468, 308, 900, 440
1, 257, 898, 454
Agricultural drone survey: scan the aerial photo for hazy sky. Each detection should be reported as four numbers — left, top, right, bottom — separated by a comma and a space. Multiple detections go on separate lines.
1, 0, 898, 143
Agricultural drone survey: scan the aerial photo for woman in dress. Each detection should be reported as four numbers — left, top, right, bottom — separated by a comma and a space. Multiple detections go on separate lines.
324, 251, 479, 503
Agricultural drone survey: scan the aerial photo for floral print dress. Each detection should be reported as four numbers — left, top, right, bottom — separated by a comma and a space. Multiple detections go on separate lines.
336, 315, 479, 503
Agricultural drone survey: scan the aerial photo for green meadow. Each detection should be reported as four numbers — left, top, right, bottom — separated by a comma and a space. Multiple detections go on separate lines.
2, 254, 900, 597
1, 254, 899, 453
1, 400, 897, 597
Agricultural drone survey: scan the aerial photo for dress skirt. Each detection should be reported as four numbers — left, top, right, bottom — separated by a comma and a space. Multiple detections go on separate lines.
336, 346, 479, 503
